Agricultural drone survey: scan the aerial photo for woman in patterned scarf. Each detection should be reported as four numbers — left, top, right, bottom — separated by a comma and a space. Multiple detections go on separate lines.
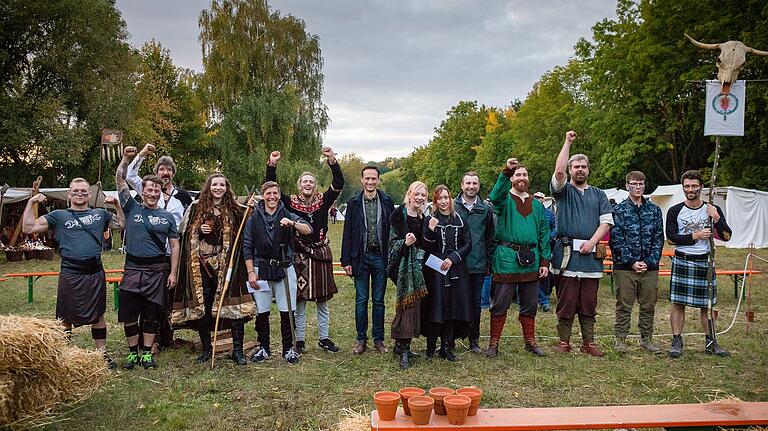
387, 181, 429, 369
172, 174, 256, 365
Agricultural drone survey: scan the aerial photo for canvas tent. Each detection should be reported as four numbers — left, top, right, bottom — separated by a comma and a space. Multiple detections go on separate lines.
649, 185, 768, 249
602, 188, 629, 204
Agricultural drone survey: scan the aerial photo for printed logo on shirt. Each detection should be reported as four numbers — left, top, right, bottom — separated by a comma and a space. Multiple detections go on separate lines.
133, 213, 169, 226
681, 214, 707, 235
64, 213, 102, 229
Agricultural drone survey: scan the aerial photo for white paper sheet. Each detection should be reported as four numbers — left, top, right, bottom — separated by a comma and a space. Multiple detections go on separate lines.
573, 239, 595, 252
246, 280, 271, 294
425, 254, 449, 275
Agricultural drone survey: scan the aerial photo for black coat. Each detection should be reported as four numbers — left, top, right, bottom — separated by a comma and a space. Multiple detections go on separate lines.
340, 190, 395, 277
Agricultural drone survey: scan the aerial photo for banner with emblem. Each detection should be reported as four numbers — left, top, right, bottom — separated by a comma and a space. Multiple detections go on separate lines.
704, 80, 745, 136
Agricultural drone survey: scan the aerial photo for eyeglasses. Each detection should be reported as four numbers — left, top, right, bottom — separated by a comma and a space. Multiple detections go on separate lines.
69, 191, 90, 196
682, 185, 701, 191
627, 183, 645, 189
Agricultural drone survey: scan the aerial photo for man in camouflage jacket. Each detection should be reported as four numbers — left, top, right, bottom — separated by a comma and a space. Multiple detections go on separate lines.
609, 171, 664, 354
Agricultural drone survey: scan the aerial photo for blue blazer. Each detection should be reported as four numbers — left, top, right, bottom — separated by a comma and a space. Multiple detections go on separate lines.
340, 189, 395, 277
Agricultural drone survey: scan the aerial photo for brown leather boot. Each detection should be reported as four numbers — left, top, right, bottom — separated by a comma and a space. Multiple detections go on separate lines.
485, 313, 507, 358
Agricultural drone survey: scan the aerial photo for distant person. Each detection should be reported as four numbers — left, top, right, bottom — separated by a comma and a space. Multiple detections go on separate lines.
454, 171, 496, 354
609, 171, 664, 354
330, 206, 338, 224
341, 166, 395, 354
534, 191, 556, 312
550, 131, 613, 357
23, 178, 124, 369
666, 170, 731, 358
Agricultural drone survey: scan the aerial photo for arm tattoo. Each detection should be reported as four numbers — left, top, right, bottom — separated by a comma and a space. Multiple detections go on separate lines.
116, 157, 130, 191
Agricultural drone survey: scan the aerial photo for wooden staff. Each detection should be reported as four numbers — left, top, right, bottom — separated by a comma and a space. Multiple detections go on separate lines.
704, 135, 721, 345
211, 194, 255, 369
10, 176, 42, 247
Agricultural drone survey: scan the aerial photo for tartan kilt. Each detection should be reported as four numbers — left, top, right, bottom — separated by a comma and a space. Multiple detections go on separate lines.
669, 254, 717, 308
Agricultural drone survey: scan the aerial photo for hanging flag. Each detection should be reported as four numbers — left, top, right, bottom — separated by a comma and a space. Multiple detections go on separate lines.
704, 80, 745, 136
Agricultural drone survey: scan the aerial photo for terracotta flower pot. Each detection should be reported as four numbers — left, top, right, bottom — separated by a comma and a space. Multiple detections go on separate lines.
456, 387, 483, 416
373, 391, 401, 421
408, 396, 434, 425
443, 394, 471, 425
428, 387, 454, 415
399, 387, 425, 416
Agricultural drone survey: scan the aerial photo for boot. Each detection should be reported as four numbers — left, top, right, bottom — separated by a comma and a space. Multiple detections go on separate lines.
519, 315, 546, 356
426, 337, 437, 359
556, 317, 573, 353
196, 329, 213, 364
614, 337, 629, 353
485, 313, 507, 358
639, 336, 661, 354
229, 321, 247, 365
468, 337, 482, 354
668, 335, 683, 358
398, 340, 411, 370
441, 339, 457, 361
705, 335, 730, 357
578, 315, 604, 357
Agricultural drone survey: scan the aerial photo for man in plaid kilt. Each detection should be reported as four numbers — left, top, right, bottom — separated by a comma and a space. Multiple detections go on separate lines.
665, 170, 731, 358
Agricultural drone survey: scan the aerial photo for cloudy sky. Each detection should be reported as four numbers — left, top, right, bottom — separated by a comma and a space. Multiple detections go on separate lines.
116, 0, 617, 161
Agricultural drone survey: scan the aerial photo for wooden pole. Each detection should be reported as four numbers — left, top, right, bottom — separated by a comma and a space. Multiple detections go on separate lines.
705, 135, 721, 344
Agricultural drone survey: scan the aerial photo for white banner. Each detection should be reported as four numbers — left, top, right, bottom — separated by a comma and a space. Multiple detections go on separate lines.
704, 80, 745, 136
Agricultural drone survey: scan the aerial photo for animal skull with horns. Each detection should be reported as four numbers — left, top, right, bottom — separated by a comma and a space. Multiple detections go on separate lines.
685, 34, 768, 95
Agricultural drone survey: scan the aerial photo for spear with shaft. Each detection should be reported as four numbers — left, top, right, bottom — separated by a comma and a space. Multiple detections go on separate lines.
211, 194, 255, 369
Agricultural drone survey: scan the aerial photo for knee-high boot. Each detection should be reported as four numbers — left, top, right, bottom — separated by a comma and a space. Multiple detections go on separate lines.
230, 319, 247, 365
196, 328, 212, 364
398, 339, 411, 369
485, 313, 507, 358
519, 315, 546, 356
426, 337, 437, 359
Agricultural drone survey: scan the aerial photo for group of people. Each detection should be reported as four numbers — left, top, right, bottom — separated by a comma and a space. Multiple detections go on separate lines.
21, 130, 732, 371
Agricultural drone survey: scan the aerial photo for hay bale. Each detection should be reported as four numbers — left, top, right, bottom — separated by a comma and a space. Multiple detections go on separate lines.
336, 408, 370, 431
0, 315, 68, 373
56, 347, 110, 400
0, 375, 12, 424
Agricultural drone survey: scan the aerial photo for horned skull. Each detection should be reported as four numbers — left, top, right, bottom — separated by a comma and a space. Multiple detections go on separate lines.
685, 34, 768, 94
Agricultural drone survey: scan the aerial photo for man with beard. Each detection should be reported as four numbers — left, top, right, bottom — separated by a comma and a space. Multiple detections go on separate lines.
550, 131, 613, 357
453, 171, 496, 353
264, 148, 343, 354
23, 178, 124, 369
666, 170, 731, 358
243, 181, 312, 364
341, 166, 396, 354
485, 159, 551, 357
116, 147, 180, 369
126, 144, 192, 351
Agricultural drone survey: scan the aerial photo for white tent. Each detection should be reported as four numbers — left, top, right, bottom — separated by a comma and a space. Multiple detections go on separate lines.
602, 188, 629, 204
649, 184, 768, 249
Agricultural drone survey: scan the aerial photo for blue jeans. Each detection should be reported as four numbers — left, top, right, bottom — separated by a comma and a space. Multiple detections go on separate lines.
481, 274, 492, 309
354, 253, 387, 342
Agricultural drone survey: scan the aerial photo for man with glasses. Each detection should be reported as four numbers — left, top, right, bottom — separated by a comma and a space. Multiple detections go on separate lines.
609, 171, 664, 353
666, 170, 731, 358
22, 178, 124, 369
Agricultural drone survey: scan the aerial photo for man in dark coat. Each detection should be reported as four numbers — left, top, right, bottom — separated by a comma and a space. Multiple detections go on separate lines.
341, 166, 395, 354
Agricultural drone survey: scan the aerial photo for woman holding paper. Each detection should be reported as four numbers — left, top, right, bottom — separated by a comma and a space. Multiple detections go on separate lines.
420, 185, 472, 361
172, 174, 256, 365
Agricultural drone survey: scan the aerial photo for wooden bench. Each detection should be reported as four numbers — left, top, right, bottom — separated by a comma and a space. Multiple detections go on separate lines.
106, 276, 122, 311
3, 269, 124, 303
371, 401, 768, 430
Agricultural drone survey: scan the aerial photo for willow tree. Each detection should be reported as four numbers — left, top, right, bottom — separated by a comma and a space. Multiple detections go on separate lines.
199, 0, 329, 189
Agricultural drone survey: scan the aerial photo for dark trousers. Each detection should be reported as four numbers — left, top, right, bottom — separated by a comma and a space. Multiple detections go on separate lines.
354, 252, 387, 342
468, 273, 484, 340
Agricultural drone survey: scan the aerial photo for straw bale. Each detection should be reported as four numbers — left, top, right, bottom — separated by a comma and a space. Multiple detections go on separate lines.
0, 374, 12, 424
55, 347, 110, 400
0, 315, 67, 373
335, 408, 369, 431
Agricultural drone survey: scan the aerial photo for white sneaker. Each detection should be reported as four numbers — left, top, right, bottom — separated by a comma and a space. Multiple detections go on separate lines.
283, 348, 300, 364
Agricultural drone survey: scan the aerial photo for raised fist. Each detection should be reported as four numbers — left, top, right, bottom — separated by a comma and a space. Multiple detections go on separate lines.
506, 158, 519, 170
140, 144, 156, 156
123, 146, 137, 158
104, 195, 117, 205
322, 147, 334, 158
565, 131, 577, 144
31, 193, 47, 204
269, 151, 281, 164
428, 216, 439, 231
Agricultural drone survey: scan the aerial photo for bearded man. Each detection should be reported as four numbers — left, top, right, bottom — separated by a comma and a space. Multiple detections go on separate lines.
485, 159, 551, 357
550, 131, 613, 357
265, 147, 343, 353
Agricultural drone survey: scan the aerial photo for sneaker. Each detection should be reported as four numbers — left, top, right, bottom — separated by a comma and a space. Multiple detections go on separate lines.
705, 337, 730, 357
122, 352, 139, 370
580, 342, 605, 357
555, 341, 572, 353
104, 353, 117, 370
353, 340, 367, 354
639, 336, 662, 354
250, 347, 270, 363
295, 340, 305, 355
614, 337, 629, 353
668, 335, 683, 358
283, 348, 300, 364
140, 351, 157, 369
318, 338, 340, 353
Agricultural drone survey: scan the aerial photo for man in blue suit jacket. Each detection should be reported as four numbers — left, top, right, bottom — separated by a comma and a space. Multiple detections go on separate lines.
341, 166, 395, 354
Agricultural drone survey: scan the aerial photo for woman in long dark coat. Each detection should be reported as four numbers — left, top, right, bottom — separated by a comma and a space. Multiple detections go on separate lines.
387, 181, 429, 369
421, 185, 472, 361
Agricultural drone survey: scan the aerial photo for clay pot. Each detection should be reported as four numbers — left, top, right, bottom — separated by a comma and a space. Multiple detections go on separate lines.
399, 387, 425, 416
456, 387, 483, 416
408, 396, 434, 425
428, 387, 454, 415
373, 391, 401, 421
444, 394, 472, 425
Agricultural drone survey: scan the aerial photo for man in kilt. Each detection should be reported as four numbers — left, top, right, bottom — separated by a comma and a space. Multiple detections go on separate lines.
666, 170, 731, 358
265, 147, 343, 354
23, 178, 124, 369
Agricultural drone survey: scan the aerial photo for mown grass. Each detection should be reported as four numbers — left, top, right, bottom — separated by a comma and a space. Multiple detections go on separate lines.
1, 222, 766, 430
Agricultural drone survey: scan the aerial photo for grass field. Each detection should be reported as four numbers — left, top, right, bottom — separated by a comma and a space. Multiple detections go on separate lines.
1, 221, 767, 430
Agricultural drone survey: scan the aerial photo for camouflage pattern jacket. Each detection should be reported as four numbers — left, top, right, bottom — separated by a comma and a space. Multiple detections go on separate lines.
609, 197, 664, 271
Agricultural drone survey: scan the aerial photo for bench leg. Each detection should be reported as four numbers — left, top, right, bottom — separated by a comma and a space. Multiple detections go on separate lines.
113, 283, 119, 311
27, 276, 33, 303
